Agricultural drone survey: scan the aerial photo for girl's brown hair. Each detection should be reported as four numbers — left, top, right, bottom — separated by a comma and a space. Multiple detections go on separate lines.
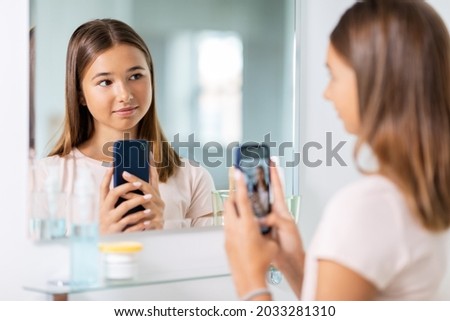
49, 19, 181, 182
331, 0, 450, 231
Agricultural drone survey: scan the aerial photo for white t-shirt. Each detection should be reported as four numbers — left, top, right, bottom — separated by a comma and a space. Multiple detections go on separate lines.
301, 175, 448, 300
34, 148, 216, 228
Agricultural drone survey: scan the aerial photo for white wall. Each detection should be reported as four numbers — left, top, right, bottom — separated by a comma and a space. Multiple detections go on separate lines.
297, 0, 358, 246
0, 0, 31, 300
297, 0, 450, 299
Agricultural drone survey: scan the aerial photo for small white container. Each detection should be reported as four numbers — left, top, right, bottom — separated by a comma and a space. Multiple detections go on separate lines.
99, 242, 143, 280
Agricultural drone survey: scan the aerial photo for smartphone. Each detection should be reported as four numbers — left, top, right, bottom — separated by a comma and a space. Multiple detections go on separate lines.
113, 139, 150, 216
234, 143, 271, 234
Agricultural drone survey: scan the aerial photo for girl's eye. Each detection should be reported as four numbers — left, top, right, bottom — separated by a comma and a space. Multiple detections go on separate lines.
130, 73, 143, 81
98, 79, 112, 87
326, 67, 335, 81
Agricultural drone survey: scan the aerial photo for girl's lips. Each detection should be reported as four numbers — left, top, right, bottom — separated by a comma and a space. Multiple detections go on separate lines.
114, 107, 138, 116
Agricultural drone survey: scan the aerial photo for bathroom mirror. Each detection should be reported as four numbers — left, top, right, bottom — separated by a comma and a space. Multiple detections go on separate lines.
29, 0, 298, 239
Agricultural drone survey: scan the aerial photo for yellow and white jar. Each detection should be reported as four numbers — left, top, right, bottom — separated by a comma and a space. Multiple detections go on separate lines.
99, 242, 143, 280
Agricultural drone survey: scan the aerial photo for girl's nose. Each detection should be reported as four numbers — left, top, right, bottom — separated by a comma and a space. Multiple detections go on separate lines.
323, 84, 331, 101
117, 83, 133, 103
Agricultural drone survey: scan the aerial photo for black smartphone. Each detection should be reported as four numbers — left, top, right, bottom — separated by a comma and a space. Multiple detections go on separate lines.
234, 143, 271, 234
113, 139, 150, 216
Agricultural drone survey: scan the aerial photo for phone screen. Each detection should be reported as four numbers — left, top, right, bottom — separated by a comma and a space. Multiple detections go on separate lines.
234, 143, 271, 234
113, 140, 150, 216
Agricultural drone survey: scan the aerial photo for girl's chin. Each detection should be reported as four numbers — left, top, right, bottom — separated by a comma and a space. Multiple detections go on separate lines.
343, 123, 359, 135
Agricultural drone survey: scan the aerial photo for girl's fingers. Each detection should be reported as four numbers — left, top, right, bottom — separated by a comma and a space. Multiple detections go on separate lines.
269, 163, 284, 205
119, 191, 145, 201
100, 167, 113, 201
122, 216, 164, 232
223, 198, 239, 232
260, 211, 289, 229
150, 165, 160, 192
103, 181, 144, 209
113, 193, 152, 217
269, 164, 290, 217
114, 208, 154, 232
105, 171, 164, 229
122, 170, 160, 197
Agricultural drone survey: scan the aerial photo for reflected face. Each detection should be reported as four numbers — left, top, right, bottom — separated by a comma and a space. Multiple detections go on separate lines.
323, 43, 360, 134
80, 44, 152, 137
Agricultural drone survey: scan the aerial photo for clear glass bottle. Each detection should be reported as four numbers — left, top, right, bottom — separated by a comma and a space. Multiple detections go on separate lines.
44, 165, 66, 239
70, 166, 99, 288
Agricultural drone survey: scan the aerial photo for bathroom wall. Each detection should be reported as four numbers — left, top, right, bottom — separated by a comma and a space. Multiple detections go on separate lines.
0, 0, 31, 300
297, 0, 450, 299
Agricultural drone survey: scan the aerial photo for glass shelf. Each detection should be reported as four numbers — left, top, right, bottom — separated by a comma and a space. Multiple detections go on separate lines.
24, 266, 230, 299
24, 225, 230, 300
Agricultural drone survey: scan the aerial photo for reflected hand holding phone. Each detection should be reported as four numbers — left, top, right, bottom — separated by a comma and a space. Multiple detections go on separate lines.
113, 140, 150, 216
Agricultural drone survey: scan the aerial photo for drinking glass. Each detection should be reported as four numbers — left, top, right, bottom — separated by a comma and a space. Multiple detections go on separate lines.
211, 190, 231, 226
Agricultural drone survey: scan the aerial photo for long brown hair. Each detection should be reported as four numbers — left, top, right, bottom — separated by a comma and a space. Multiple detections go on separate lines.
49, 19, 180, 182
330, 0, 450, 231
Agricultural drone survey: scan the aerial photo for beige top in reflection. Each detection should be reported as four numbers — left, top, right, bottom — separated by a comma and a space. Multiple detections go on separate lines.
34, 148, 215, 228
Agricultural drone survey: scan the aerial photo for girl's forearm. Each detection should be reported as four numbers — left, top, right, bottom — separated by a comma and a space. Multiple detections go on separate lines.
278, 253, 305, 299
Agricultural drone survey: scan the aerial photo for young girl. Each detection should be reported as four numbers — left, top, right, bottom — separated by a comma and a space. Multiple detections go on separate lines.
224, 0, 450, 300
36, 19, 215, 233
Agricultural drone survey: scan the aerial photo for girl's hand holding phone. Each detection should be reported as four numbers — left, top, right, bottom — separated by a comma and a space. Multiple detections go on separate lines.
99, 166, 165, 234
224, 163, 305, 298
224, 169, 277, 297
259, 164, 305, 298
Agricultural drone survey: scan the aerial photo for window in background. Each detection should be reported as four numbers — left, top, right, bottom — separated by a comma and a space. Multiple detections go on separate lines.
196, 31, 243, 144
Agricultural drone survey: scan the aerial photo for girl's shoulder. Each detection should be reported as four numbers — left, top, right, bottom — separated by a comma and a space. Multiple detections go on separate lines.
175, 158, 213, 179
34, 149, 91, 169
329, 175, 401, 208
33, 149, 107, 193
34, 151, 75, 169
323, 174, 410, 229
167, 158, 215, 189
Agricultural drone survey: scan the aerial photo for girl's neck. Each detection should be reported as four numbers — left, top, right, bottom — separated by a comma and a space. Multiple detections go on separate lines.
78, 129, 137, 162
